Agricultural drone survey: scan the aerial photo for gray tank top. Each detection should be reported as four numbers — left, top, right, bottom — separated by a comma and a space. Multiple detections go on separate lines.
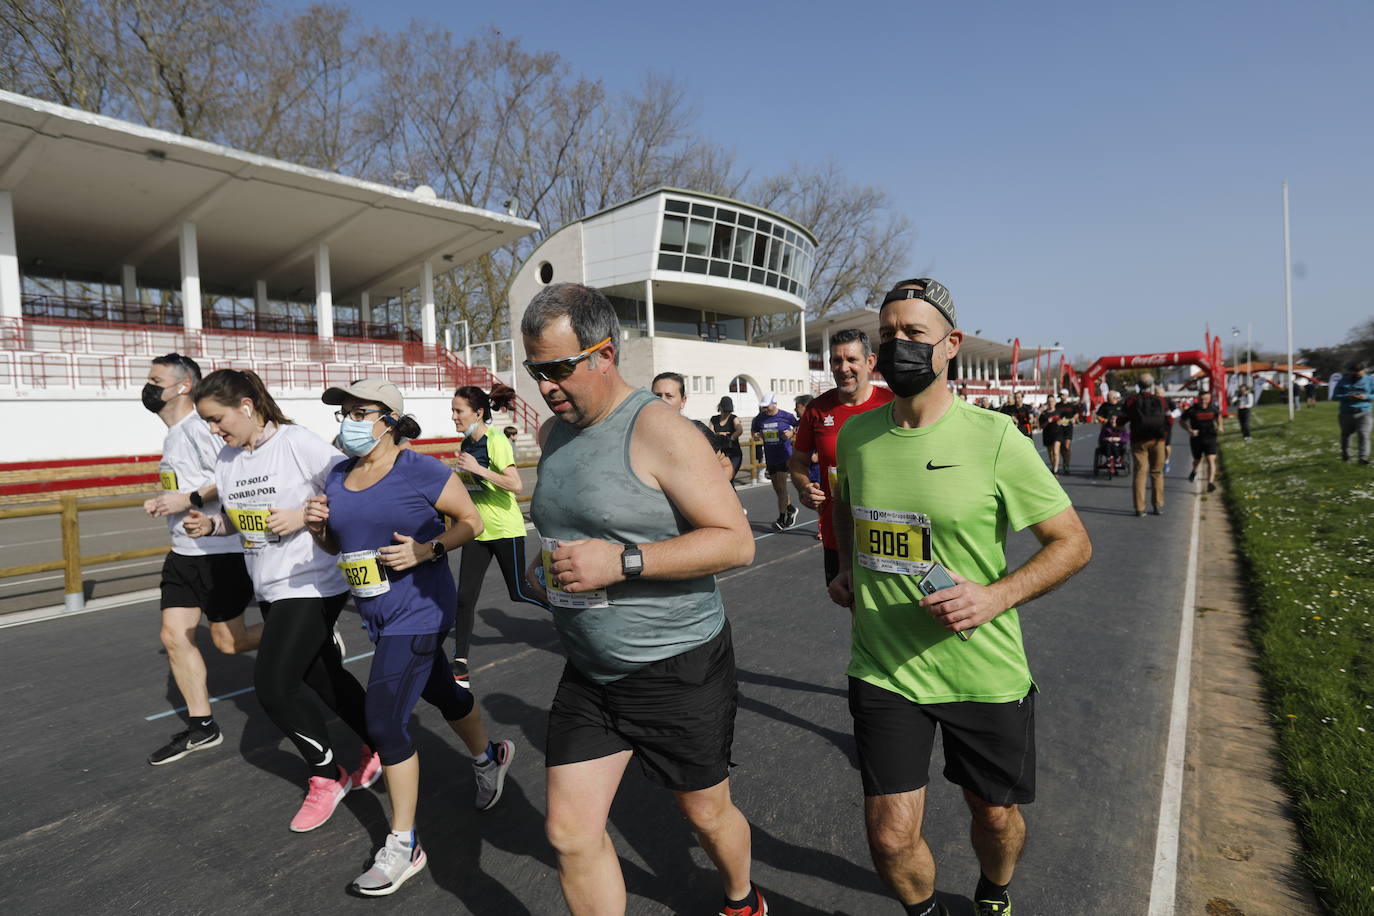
531, 388, 726, 683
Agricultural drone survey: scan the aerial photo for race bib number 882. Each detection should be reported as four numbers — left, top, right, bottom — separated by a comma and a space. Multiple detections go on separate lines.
853, 505, 932, 576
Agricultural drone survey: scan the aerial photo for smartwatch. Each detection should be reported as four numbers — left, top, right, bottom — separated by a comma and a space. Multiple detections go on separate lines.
189, 489, 205, 509
620, 545, 644, 579
430, 540, 447, 562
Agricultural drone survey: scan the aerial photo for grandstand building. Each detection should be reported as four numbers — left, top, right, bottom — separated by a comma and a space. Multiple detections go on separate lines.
0, 90, 540, 462
508, 188, 815, 421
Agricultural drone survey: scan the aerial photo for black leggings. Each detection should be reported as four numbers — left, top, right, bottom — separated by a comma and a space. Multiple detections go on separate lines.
367, 631, 475, 765
256, 593, 370, 778
453, 535, 546, 659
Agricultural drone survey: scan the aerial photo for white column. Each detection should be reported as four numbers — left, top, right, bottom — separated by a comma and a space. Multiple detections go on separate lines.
253, 279, 267, 312
420, 261, 436, 346
994, 361, 1000, 385
179, 221, 202, 331
822, 324, 831, 377
121, 264, 137, 306
360, 291, 371, 325
799, 310, 807, 356
0, 191, 21, 319
644, 279, 656, 338
315, 244, 333, 339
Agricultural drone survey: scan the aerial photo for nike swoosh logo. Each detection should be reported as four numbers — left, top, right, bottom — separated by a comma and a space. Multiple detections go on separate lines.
294, 731, 334, 767
926, 461, 958, 470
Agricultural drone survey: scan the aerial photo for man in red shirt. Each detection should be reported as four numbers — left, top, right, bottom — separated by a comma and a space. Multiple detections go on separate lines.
788, 328, 894, 585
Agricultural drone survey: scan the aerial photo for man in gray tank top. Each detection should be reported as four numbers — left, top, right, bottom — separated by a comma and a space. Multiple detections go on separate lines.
520, 283, 765, 916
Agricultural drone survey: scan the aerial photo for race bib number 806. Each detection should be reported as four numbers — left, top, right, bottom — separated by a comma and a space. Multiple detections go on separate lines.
853, 505, 932, 576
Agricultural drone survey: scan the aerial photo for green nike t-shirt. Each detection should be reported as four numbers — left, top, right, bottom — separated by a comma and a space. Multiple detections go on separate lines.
836, 397, 1071, 704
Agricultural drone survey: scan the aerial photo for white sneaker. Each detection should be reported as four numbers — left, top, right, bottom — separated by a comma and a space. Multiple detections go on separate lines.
350, 832, 427, 896
473, 740, 515, 811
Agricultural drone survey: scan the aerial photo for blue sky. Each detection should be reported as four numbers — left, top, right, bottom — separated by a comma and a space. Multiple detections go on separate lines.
332, 0, 1370, 359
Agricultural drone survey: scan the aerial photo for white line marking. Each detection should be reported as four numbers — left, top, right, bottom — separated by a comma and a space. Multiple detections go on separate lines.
1147, 491, 1202, 915
0, 586, 163, 628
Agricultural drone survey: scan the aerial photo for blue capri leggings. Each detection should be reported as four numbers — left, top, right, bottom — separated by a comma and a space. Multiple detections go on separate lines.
366, 631, 475, 766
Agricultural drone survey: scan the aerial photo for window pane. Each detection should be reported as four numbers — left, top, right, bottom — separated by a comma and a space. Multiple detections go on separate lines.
687, 219, 711, 256
737, 213, 755, 229
661, 216, 686, 252
709, 260, 729, 277
772, 224, 785, 239
751, 268, 765, 284
684, 256, 708, 273
731, 264, 749, 281
752, 234, 769, 267
757, 219, 772, 235
711, 223, 734, 259
717, 209, 736, 223
766, 272, 779, 288
768, 241, 781, 272
733, 229, 753, 262
665, 199, 689, 214
658, 253, 683, 271
691, 203, 714, 218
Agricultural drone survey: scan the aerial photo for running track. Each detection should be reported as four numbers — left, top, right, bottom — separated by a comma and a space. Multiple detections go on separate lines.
0, 425, 1195, 914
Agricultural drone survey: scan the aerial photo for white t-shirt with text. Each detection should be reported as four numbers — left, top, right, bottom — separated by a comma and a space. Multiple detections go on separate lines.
160, 411, 240, 557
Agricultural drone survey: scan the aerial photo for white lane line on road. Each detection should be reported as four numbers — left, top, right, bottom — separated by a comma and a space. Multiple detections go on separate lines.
753, 518, 817, 541
1147, 492, 1202, 915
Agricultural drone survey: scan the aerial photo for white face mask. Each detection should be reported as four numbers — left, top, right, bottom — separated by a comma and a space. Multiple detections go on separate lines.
465, 420, 481, 438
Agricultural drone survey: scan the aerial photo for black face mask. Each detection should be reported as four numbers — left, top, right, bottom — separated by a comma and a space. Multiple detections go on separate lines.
876, 334, 949, 398
142, 382, 174, 414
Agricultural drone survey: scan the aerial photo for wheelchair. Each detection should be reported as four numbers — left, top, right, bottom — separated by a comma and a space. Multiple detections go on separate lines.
1093, 433, 1130, 478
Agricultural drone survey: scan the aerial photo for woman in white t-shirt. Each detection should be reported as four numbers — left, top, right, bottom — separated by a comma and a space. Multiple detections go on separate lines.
184, 369, 378, 833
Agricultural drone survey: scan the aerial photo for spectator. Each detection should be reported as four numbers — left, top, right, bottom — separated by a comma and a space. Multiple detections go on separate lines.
1233, 384, 1254, 441
1334, 361, 1373, 465
502, 425, 519, 442
1124, 373, 1171, 516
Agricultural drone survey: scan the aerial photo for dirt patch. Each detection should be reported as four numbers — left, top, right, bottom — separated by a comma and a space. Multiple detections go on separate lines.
1176, 496, 1322, 914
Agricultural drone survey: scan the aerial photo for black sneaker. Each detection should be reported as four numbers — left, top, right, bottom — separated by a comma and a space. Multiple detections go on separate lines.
783, 504, 799, 528
771, 513, 786, 531
149, 723, 223, 766
974, 893, 1012, 915
1187, 470, 1196, 482
452, 657, 470, 690
1135, 509, 1145, 517
1152, 506, 1164, 516
1207, 482, 1217, 492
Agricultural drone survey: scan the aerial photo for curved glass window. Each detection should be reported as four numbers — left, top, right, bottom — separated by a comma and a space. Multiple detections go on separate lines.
658, 197, 815, 300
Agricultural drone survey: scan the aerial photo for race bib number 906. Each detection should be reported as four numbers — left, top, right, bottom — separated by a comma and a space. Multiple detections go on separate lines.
338, 549, 390, 599
542, 537, 609, 610
227, 506, 280, 549
853, 505, 932, 576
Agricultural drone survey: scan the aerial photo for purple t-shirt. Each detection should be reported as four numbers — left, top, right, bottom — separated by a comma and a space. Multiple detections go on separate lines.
324, 448, 455, 640
752, 409, 797, 464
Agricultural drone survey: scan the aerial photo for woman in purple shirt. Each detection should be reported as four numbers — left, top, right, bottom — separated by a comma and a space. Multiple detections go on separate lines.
306, 379, 515, 898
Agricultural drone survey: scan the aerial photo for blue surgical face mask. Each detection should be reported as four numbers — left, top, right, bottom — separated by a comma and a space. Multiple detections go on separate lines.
464, 420, 481, 438
339, 417, 380, 457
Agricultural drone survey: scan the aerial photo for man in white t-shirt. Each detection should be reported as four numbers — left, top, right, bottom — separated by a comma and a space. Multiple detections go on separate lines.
142, 354, 262, 765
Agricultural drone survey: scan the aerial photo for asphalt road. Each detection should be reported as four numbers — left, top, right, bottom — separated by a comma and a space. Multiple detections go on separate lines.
0, 423, 1198, 914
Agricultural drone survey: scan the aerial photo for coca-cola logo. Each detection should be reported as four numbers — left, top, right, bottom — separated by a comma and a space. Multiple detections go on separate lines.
1129, 354, 1172, 366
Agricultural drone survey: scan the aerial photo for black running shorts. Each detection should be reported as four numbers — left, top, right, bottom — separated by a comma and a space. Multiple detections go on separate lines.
824, 547, 840, 585
848, 676, 1036, 805
546, 621, 738, 792
765, 462, 789, 476
1189, 434, 1218, 458
160, 551, 255, 623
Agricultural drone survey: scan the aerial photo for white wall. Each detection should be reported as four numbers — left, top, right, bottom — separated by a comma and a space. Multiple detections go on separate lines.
508, 222, 585, 421
582, 195, 662, 289
620, 336, 808, 424
0, 389, 461, 462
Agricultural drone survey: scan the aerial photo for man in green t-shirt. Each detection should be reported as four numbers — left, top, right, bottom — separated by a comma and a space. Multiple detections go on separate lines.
829, 278, 1092, 916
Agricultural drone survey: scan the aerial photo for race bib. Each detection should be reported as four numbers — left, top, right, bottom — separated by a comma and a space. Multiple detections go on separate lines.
226, 506, 280, 549
338, 549, 390, 599
761, 428, 780, 443
458, 470, 484, 493
541, 536, 609, 609
853, 505, 932, 576
160, 470, 178, 491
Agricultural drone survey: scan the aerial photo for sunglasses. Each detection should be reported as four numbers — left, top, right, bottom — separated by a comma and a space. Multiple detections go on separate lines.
523, 337, 612, 383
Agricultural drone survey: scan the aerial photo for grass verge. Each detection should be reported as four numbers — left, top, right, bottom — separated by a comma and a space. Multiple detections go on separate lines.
1219, 402, 1374, 913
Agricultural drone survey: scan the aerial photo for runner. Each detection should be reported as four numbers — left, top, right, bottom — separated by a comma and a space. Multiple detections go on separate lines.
827, 278, 1091, 916
788, 328, 893, 584
519, 283, 764, 916
1052, 392, 1079, 475
1037, 395, 1062, 473
752, 393, 799, 530
306, 378, 515, 896
710, 397, 745, 483
1181, 388, 1224, 492
998, 392, 1034, 438
450, 383, 546, 688
142, 353, 261, 765
183, 369, 378, 833
652, 372, 735, 479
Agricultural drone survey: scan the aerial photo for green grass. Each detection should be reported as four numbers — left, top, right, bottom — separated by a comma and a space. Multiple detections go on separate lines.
1220, 402, 1374, 914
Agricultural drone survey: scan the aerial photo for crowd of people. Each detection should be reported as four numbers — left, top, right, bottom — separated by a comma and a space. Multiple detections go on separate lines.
155, 274, 1374, 912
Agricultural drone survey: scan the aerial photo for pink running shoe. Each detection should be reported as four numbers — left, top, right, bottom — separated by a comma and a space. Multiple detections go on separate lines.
289, 764, 352, 833
350, 746, 383, 792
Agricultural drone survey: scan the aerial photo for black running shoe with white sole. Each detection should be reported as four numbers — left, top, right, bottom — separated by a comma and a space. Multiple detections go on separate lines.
148, 724, 223, 765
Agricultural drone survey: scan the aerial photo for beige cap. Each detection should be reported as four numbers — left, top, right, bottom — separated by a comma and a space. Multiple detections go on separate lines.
321, 378, 404, 415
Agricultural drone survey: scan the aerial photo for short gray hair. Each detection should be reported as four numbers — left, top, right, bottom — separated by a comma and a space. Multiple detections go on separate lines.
829, 328, 872, 358
521, 283, 621, 365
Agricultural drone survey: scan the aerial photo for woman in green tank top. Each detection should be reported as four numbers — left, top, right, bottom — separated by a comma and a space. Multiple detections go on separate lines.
449, 384, 546, 686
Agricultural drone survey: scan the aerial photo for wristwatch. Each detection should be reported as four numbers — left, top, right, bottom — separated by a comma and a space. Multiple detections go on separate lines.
620, 545, 644, 579
189, 489, 204, 509
430, 540, 447, 562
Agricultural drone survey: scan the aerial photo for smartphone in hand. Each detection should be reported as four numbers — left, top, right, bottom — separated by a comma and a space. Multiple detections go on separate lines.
919, 563, 975, 641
